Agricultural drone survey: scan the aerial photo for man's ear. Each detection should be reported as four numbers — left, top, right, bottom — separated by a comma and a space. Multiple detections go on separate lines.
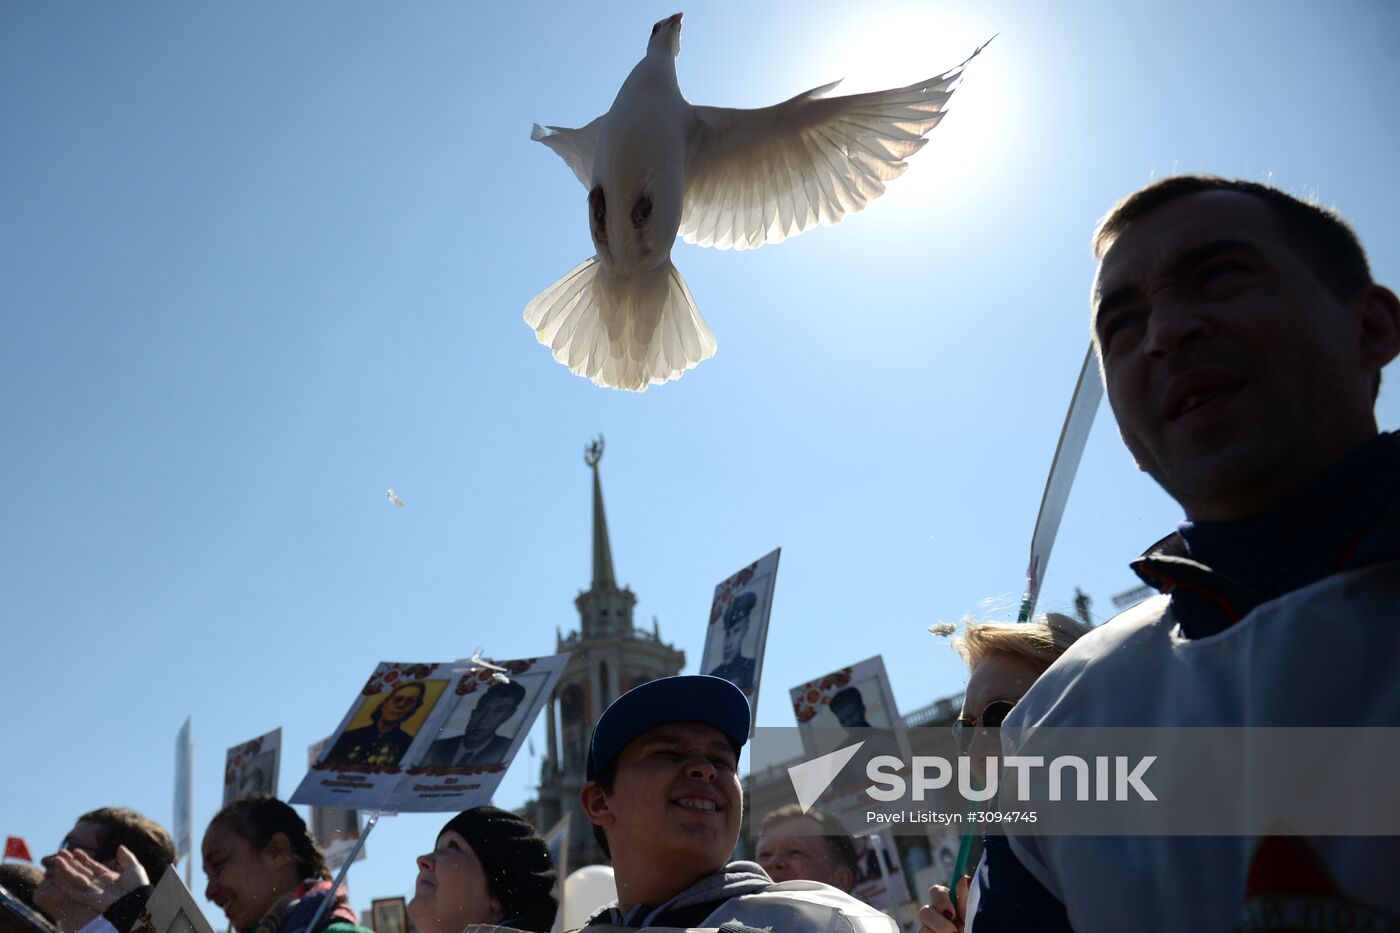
1356, 284, 1400, 373
579, 781, 615, 829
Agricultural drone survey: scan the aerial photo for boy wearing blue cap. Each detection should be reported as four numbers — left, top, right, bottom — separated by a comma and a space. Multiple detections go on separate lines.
578, 675, 896, 931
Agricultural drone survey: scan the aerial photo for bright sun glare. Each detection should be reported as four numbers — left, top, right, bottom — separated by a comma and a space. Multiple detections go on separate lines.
813, 8, 1009, 207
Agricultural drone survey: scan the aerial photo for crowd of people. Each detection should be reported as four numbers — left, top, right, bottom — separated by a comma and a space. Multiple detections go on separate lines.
7, 800, 557, 933
8, 173, 1398, 931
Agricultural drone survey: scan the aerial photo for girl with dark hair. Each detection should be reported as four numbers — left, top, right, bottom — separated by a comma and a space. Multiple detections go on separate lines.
408, 807, 556, 933
203, 796, 370, 933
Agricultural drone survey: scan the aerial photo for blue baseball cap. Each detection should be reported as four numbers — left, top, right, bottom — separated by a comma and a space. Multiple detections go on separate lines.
586, 675, 751, 781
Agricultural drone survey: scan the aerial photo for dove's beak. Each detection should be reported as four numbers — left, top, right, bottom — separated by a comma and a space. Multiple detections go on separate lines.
668, 12, 683, 27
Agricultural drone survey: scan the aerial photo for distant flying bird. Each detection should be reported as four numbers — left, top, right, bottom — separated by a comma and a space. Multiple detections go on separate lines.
387, 489, 405, 508
526, 13, 990, 391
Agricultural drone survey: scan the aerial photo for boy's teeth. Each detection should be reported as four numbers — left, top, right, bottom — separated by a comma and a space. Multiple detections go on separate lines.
1179, 388, 1226, 417
677, 797, 716, 811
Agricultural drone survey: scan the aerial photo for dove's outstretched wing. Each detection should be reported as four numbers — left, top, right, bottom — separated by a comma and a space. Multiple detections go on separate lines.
531, 117, 606, 188
680, 39, 990, 251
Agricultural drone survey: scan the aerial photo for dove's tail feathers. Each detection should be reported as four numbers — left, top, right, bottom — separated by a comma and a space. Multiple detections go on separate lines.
524, 257, 716, 392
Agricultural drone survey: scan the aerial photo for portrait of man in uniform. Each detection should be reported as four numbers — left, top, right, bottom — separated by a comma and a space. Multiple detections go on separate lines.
706, 591, 758, 691
324, 682, 427, 768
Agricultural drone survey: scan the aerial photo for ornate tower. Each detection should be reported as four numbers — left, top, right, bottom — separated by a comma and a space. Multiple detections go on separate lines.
534, 437, 686, 867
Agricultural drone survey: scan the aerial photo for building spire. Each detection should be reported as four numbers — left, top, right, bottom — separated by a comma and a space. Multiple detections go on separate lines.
584, 436, 616, 590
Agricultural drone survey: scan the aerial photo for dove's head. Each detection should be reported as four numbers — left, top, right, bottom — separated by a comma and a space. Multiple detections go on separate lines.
647, 12, 683, 58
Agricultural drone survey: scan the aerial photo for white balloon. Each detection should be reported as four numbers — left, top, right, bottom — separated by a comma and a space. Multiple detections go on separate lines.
555, 864, 617, 931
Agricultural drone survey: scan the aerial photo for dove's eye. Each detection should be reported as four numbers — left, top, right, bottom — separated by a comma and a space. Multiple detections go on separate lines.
631, 196, 653, 228
651, 23, 660, 36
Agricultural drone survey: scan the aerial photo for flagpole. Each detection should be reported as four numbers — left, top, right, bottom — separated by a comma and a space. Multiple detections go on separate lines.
867, 831, 897, 913
1016, 344, 1103, 624
950, 344, 1102, 911
300, 811, 382, 933
174, 717, 194, 891
186, 736, 195, 889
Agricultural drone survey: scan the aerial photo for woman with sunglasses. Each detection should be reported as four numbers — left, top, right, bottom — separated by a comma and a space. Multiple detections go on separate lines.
950, 612, 1089, 782
920, 612, 1089, 933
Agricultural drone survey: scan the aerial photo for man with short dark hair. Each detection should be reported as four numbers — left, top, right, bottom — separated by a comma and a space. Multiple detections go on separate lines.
579, 675, 894, 930
706, 592, 757, 691
756, 805, 858, 893
419, 680, 526, 767
0, 863, 49, 920
947, 176, 1400, 932
34, 809, 176, 933
828, 688, 872, 729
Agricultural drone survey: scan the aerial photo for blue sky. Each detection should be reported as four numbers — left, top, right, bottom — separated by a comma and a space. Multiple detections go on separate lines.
4, 0, 1398, 918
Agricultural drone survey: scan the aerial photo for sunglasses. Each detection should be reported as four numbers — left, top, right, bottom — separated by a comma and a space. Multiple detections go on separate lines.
951, 700, 1016, 754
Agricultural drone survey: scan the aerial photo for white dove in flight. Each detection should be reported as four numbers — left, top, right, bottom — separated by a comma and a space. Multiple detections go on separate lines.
526, 12, 990, 391
387, 489, 405, 508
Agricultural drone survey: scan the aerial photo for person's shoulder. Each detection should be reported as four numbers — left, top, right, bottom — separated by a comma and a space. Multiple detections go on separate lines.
1048, 594, 1171, 670
319, 921, 373, 933
1009, 595, 1172, 726
701, 881, 899, 932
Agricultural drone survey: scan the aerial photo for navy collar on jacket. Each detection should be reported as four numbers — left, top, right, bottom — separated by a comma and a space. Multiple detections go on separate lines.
1130, 431, 1400, 639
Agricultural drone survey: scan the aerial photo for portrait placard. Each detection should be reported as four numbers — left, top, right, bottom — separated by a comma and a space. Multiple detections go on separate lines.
790, 655, 907, 752
391, 652, 569, 811
850, 828, 913, 923
292, 655, 570, 812
130, 867, 215, 933
370, 898, 406, 933
307, 738, 366, 870
928, 829, 962, 887
788, 655, 914, 825
291, 661, 456, 809
223, 727, 281, 806
700, 547, 780, 728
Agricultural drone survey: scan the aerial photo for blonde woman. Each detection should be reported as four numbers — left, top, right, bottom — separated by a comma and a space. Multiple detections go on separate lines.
919, 612, 1089, 933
